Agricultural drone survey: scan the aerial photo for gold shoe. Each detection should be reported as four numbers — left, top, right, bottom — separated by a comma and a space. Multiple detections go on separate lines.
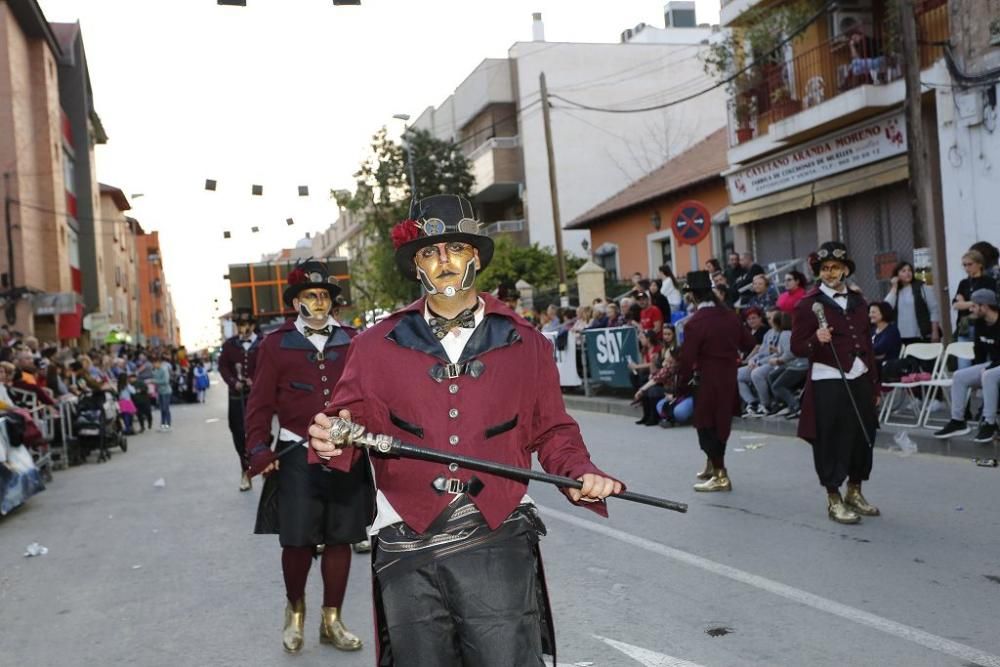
283, 598, 305, 653
693, 468, 731, 492
827, 492, 861, 524
319, 606, 363, 651
239, 471, 251, 492
696, 459, 715, 481
844, 483, 880, 516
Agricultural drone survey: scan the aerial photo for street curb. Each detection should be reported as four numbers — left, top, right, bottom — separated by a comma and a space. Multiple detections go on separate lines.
563, 394, 1000, 461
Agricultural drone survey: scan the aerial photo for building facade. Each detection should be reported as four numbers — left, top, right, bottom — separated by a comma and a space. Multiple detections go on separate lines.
97, 183, 139, 343
721, 0, 950, 305
135, 230, 177, 346
0, 1, 80, 340
568, 128, 730, 280
412, 10, 728, 257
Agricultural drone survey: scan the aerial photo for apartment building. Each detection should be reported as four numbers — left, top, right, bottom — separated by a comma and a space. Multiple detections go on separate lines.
720, 0, 950, 300
0, 1, 81, 339
97, 183, 139, 343
135, 229, 177, 346
412, 10, 728, 257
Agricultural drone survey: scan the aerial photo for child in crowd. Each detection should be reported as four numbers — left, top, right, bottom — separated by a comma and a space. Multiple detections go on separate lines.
129, 373, 153, 433
117, 373, 138, 434
193, 360, 209, 403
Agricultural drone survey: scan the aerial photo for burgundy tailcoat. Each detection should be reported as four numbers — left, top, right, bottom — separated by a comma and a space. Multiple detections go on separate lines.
790, 287, 879, 442
244, 320, 357, 460
311, 293, 618, 532
218, 335, 261, 396
675, 305, 757, 442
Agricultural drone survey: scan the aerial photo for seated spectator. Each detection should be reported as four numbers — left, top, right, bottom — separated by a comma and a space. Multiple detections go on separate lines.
767, 321, 808, 419
777, 270, 808, 312
624, 302, 642, 328
629, 330, 663, 423
970, 241, 1000, 284
738, 309, 783, 417
870, 301, 902, 363
933, 289, 1000, 442
636, 291, 664, 334
588, 303, 609, 329
712, 271, 739, 308
661, 323, 678, 355
743, 307, 767, 350
572, 305, 593, 335
705, 258, 722, 273
634, 341, 682, 426
741, 274, 779, 312
724, 252, 746, 291
541, 304, 562, 333
606, 302, 625, 328
733, 252, 765, 298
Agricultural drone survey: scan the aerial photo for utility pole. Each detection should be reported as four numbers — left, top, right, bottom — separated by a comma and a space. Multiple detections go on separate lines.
540, 72, 569, 307
897, 0, 945, 333
4, 172, 15, 291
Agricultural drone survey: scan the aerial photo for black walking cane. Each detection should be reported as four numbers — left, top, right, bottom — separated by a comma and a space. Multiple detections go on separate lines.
266, 424, 688, 514
811, 302, 875, 448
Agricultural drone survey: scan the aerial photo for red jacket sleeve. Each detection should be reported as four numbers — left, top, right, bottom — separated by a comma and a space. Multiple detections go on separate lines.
243, 342, 277, 460
218, 343, 239, 392
528, 334, 621, 516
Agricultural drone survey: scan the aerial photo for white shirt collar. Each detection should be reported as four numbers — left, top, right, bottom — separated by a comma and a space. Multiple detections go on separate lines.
294, 315, 339, 337
819, 283, 848, 298
423, 297, 485, 331
697, 301, 716, 310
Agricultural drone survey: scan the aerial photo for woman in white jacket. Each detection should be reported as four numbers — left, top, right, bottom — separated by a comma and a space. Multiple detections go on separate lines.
657, 263, 683, 313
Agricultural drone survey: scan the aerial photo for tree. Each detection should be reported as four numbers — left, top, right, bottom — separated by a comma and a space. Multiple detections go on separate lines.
477, 236, 586, 294
334, 127, 475, 309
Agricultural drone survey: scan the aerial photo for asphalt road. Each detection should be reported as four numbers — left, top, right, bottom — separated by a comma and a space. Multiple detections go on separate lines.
1, 379, 999, 667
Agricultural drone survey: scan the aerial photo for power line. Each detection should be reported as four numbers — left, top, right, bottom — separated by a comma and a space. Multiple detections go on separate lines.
551, 0, 837, 115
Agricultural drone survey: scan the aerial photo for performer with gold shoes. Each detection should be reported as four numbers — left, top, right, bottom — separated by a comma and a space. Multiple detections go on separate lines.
307, 194, 623, 667
244, 259, 372, 654
675, 270, 757, 492
791, 241, 881, 524
218, 308, 260, 492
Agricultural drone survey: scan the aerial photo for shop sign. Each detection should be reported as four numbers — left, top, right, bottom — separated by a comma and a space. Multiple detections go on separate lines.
541, 331, 583, 387
727, 112, 907, 204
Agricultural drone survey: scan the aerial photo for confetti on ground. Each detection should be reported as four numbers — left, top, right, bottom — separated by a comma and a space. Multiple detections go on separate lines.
24, 543, 48, 557
205, 418, 220, 423
153, 478, 166, 488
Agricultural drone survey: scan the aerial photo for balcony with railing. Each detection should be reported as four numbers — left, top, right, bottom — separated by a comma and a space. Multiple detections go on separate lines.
726, 0, 948, 156
469, 136, 523, 202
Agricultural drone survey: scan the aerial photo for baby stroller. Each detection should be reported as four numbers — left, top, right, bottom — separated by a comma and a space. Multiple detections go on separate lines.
72, 389, 127, 463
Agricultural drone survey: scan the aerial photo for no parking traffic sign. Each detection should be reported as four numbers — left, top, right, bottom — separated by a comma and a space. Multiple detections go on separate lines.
670, 200, 711, 246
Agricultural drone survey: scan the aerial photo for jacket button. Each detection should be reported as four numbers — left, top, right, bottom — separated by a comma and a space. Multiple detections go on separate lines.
323, 389, 330, 395
324, 401, 330, 407
318, 364, 326, 370
449, 435, 459, 446
449, 408, 459, 419
448, 384, 459, 394
321, 376, 328, 382
448, 463, 459, 472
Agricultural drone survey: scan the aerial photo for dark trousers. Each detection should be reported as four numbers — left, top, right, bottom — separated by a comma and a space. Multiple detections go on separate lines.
376, 532, 544, 667
228, 394, 247, 470
697, 428, 726, 461
770, 367, 807, 410
812, 377, 876, 489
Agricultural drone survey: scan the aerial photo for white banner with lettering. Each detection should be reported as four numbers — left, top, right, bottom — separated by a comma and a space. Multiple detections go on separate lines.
542, 331, 583, 387
727, 112, 907, 204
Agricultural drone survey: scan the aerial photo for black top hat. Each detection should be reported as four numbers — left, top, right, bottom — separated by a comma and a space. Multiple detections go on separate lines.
283, 258, 342, 306
233, 307, 256, 324
391, 194, 495, 281
684, 270, 713, 292
810, 241, 855, 275
497, 283, 520, 301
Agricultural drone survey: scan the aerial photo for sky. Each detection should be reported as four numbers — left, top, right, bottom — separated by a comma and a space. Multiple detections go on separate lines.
38, 0, 721, 349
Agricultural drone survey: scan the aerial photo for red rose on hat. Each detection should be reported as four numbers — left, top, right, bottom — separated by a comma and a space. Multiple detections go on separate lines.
391, 219, 421, 250
286, 267, 307, 286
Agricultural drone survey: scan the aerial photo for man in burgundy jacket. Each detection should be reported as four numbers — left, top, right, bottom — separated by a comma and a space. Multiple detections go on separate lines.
308, 194, 622, 667
675, 270, 757, 492
243, 259, 371, 654
217, 308, 260, 492
791, 241, 881, 525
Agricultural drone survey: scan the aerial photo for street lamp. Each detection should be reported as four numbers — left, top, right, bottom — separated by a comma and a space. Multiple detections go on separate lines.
393, 113, 417, 200
581, 238, 592, 260
650, 211, 662, 231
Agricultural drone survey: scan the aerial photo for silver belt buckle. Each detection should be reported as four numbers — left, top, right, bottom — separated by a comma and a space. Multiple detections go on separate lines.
445, 363, 462, 379
445, 478, 465, 494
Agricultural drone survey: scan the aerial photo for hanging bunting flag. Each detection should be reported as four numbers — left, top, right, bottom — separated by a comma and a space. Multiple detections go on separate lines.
205, 179, 217, 191
298, 185, 309, 197
217, 0, 247, 5
223, 231, 231, 239
286, 218, 295, 226
251, 226, 260, 233
252, 185, 263, 196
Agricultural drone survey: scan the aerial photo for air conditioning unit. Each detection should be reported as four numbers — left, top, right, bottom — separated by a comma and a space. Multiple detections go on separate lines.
830, 10, 874, 40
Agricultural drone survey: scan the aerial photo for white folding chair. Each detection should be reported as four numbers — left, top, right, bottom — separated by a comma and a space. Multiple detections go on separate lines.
879, 342, 943, 427
920, 342, 977, 429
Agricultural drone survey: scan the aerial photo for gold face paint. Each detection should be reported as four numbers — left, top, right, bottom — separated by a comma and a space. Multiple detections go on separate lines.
413, 242, 479, 296
294, 288, 333, 322
819, 261, 848, 290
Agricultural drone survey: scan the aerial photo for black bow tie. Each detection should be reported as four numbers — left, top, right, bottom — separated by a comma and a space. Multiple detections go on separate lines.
428, 308, 477, 340
303, 325, 333, 337
832, 292, 848, 301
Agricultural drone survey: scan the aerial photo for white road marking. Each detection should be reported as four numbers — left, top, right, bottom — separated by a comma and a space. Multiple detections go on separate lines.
539, 505, 1000, 667
595, 635, 707, 667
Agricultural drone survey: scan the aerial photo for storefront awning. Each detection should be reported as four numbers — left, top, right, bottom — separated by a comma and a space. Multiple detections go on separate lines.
730, 155, 909, 226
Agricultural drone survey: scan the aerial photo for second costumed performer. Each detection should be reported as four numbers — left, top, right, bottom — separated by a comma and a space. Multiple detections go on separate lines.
675, 270, 756, 492
244, 259, 373, 653
307, 194, 624, 667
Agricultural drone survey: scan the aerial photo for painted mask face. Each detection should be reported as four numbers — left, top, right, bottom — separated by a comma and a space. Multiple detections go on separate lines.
294, 288, 333, 321
819, 260, 848, 289
413, 242, 480, 297
236, 321, 254, 338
